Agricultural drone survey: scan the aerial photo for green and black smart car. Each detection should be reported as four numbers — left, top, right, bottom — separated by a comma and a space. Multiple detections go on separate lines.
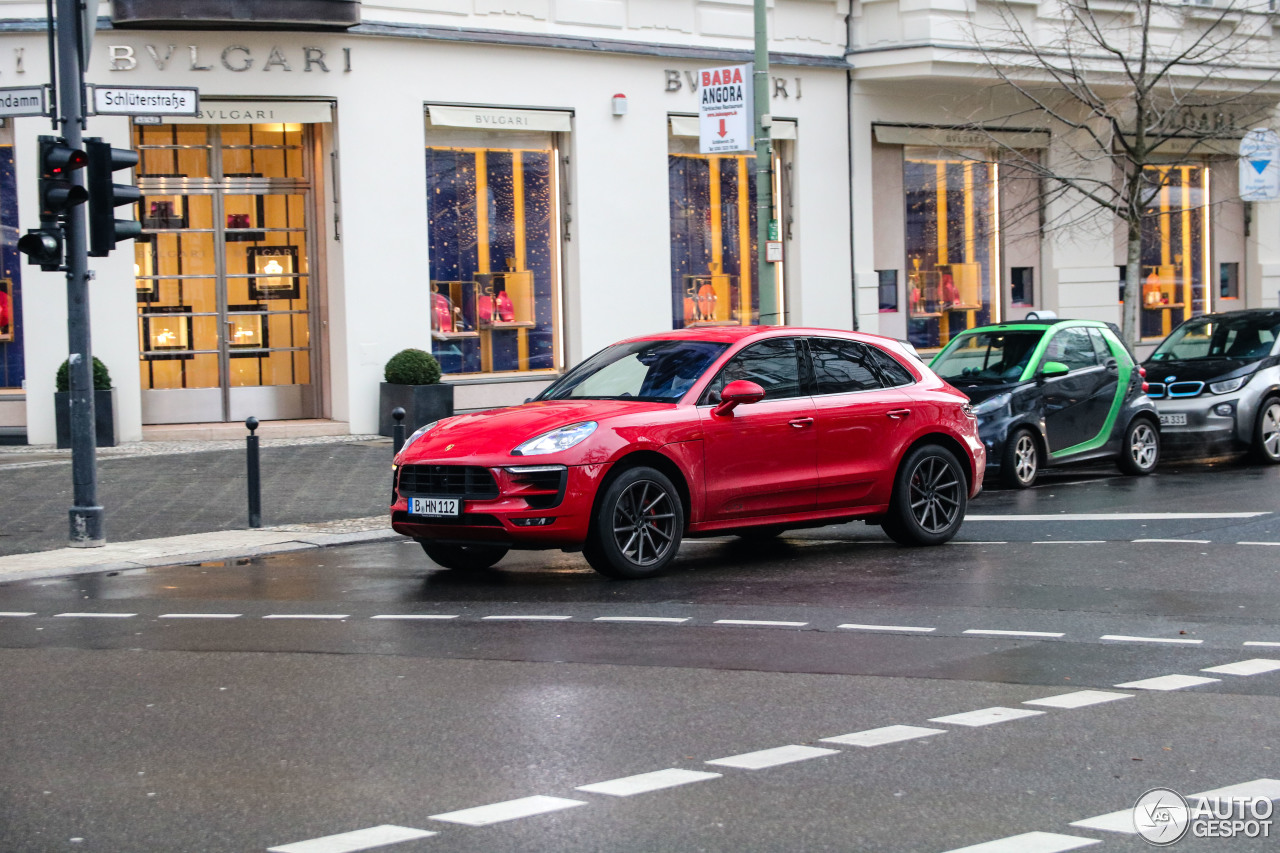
930, 319, 1159, 488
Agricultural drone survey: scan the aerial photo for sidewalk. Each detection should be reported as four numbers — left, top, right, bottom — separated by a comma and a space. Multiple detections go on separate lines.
0, 434, 404, 583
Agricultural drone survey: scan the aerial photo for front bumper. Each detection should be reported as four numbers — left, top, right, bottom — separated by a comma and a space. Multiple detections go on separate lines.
390, 462, 608, 548
1151, 397, 1244, 449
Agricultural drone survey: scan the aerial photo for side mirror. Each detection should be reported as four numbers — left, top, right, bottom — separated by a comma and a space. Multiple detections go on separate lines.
1040, 361, 1070, 380
713, 379, 766, 417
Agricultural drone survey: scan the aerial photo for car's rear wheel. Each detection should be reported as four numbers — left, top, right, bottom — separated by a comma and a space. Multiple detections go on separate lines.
1254, 397, 1280, 464
1117, 417, 1159, 475
881, 443, 967, 546
419, 540, 508, 571
1001, 428, 1040, 488
584, 466, 684, 579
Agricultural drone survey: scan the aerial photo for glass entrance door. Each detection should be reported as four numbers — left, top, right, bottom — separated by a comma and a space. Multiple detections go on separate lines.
134, 123, 317, 424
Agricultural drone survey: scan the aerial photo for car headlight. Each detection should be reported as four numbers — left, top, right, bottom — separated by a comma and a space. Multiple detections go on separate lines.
401, 420, 439, 453
1209, 376, 1248, 395
513, 421, 598, 456
972, 392, 1011, 416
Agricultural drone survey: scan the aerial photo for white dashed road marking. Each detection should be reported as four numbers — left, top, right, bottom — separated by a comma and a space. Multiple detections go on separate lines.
940, 831, 1100, 853
0, 612, 35, 617
263, 614, 348, 620
1244, 641, 1280, 648
1133, 538, 1212, 544
963, 629, 1065, 638
575, 768, 721, 797
1114, 674, 1220, 691
429, 795, 587, 826
593, 616, 690, 624
159, 613, 242, 619
1032, 540, 1105, 545
1238, 541, 1280, 546
54, 612, 135, 618
706, 745, 839, 770
1201, 658, 1280, 676
369, 614, 459, 620
1100, 634, 1202, 645
838, 623, 935, 633
267, 824, 436, 853
481, 615, 572, 622
929, 707, 1045, 727
1069, 808, 1135, 833
1072, 778, 1280, 835
821, 725, 946, 747
713, 619, 808, 628
1023, 690, 1132, 709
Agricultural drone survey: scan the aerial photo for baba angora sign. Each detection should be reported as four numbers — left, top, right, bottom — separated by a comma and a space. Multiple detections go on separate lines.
698, 64, 753, 154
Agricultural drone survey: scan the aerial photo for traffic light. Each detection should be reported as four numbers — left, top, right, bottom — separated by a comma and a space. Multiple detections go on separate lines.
18, 135, 88, 270
85, 137, 142, 257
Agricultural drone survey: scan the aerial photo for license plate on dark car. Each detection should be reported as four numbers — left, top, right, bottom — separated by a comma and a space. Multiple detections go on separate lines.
411, 497, 460, 517
1159, 413, 1187, 426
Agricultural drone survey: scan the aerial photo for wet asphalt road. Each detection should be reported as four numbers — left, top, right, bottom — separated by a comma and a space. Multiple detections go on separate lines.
2, 461, 1280, 853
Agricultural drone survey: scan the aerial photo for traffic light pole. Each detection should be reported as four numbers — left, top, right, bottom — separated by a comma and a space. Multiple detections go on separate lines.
55, 0, 103, 546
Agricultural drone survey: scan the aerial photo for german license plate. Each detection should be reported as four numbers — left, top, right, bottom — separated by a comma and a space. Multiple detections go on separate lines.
411, 497, 460, 517
1159, 413, 1187, 427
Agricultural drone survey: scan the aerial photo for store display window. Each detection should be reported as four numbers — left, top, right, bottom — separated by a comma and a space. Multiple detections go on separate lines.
424, 123, 560, 376
903, 148, 997, 350
1136, 164, 1208, 339
0, 137, 23, 389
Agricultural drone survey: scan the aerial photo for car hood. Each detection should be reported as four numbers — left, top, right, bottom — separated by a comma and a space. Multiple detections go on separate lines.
1143, 359, 1259, 384
400, 399, 675, 462
946, 379, 1022, 405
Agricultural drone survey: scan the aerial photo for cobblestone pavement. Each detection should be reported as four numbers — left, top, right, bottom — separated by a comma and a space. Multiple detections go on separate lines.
0, 436, 395, 557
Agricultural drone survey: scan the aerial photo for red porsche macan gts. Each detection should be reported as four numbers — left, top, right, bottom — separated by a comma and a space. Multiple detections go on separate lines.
391, 327, 985, 578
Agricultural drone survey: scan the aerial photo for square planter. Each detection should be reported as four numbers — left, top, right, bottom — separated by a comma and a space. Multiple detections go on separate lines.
54, 388, 119, 449
379, 382, 454, 437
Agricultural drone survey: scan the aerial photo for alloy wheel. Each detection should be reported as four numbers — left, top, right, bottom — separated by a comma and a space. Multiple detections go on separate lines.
1013, 433, 1038, 485
611, 479, 677, 567
908, 455, 963, 534
1129, 422, 1159, 470
1262, 402, 1280, 459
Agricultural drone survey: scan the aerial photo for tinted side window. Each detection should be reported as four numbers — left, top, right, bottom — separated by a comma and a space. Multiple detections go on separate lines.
1089, 328, 1114, 362
1044, 327, 1099, 372
810, 338, 883, 394
866, 345, 916, 387
703, 339, 802, 403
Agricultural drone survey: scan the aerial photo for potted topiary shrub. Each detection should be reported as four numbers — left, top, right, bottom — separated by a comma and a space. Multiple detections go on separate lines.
55, 356, 118, 449
379, 348, 453, 437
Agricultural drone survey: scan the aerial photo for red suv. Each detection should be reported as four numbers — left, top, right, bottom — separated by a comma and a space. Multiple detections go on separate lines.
392, 327, 985, 578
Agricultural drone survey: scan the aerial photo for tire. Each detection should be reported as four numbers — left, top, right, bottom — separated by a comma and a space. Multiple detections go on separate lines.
1000, 428, 1040, 489
1254, 397, 1280, 464
583, 466, 684, 579
419, 540, 508, 571
1117, 417, 1159, 475
880, 444, 968, 546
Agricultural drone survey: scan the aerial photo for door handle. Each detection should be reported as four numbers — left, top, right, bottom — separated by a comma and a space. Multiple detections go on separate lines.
788, 417, 814, 428
887, 409, 911, 420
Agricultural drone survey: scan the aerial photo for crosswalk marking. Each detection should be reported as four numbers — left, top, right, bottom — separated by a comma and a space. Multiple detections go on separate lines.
964, 629, 1064, 638
713, 619, 808, 628
575, 768, 720, 796
593, 616, 690, 623
1072, 778, 1280, 835
1101, 634, 1202, 645
267, 824, 436, 852
1201, 658, 1280, 676
369, 615, 458, 620
1023, 690, 1132, 709
54, 612, 135, 618
838, 623, 935, 633
940, 831, 1100, 852
159, 613, 242, 619
1114, 674, 1220, 691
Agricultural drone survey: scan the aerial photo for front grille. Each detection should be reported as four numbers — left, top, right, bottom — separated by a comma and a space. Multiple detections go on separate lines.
1168, 381, 1205, 398
398, 465, 499, 499
1147, 382, 1166, 399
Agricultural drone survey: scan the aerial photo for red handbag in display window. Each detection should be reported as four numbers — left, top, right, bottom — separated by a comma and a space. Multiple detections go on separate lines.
432, 292, 454, 333
477, 292, 494, 324
941, 273, 960, 305
496, 290, 515, 322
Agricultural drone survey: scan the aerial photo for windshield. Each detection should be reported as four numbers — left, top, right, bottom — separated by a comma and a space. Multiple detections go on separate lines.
932, 330, 1045, 383
1150, 315, 1280, 362
537, 339, 729, 403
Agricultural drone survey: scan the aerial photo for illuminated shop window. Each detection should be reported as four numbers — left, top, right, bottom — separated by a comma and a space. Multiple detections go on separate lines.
424, 130, 559, 377
1136, 164, 1209, 339
0, 139, 23, 390
904, 148, 998, 350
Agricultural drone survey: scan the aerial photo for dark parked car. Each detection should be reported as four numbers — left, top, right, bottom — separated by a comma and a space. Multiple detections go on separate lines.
1143, 309, 1280, 462
930, 319, 1159, 488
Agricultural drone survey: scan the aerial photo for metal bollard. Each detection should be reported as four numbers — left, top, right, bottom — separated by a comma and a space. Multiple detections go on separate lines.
392, 407, 407, 455
246, 416, 261, 529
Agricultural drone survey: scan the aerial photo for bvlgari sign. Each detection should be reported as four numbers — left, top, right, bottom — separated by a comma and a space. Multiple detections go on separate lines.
108, 44, 352, 73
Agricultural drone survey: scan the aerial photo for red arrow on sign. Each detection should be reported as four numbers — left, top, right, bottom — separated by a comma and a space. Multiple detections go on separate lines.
718, 119, 728, 138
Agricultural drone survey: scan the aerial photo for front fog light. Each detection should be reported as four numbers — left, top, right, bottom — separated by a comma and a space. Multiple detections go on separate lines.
512, 517, 555, 526
1213, 403, 1234, 417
